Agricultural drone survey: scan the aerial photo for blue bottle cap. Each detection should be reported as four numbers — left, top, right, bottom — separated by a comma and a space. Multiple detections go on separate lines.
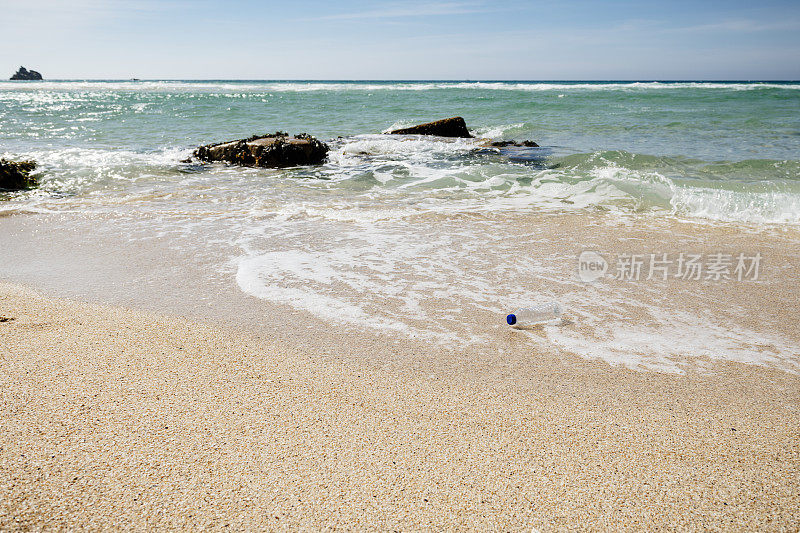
506, 314, 517, 325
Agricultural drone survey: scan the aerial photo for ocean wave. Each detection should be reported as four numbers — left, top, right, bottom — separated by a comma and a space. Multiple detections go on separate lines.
329, 134, 479, 161
670, 185, 800, 224
1, 146, 191, 194
326, 141, 800, 224
2, 80, 798, 93
5, 139, 800, 225
472, 123, 526, 138
531, 151, 800, 224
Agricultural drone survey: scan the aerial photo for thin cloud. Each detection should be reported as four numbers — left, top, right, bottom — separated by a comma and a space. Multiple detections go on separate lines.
667, 19, 800, 34
0, 0, 195, 16
316, 1, 488, 21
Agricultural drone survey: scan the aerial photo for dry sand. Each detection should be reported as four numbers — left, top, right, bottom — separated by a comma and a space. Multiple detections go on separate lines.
1, 281, 799, 531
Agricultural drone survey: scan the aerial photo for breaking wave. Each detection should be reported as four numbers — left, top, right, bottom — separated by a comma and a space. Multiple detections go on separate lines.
1, 80, 798, 94
3, 139, 799, 225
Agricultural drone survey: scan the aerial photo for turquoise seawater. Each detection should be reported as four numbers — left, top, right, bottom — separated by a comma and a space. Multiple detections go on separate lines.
2, 81, 800, 371
1, 80, 799, 223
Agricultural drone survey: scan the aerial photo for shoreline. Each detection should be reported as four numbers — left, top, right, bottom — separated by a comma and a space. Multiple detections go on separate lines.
2, 281, 798, 530
2, 209, 799, 374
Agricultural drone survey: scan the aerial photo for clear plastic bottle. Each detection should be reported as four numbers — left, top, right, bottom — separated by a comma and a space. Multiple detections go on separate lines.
506, 302, 562, 327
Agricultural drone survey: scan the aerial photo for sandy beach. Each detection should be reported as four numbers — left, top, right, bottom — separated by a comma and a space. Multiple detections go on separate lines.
2, 281, 798, 530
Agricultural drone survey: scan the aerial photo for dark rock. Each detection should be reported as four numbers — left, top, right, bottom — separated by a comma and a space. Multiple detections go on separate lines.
485, 139, 539, 148
194, 132, 329, 168
10, 66, 43, 81
388, 117, 473, 138
0, 159, 38, 190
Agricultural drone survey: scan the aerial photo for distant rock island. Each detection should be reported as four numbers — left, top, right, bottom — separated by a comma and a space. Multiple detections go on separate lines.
10, 66, 43, 80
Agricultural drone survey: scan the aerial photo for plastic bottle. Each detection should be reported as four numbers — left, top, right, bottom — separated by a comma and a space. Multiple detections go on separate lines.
506, 302, 562, 327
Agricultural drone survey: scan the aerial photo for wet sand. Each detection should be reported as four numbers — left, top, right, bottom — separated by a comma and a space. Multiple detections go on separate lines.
1, 281, 798, 530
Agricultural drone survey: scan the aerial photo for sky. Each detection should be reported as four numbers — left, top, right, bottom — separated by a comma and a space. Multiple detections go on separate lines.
2, 0, 799, 80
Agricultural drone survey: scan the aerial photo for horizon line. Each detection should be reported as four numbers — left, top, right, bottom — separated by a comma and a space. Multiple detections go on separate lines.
6, 78, 800, 83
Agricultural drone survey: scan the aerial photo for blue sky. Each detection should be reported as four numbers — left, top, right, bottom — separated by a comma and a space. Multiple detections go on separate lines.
2, 0, 799, 79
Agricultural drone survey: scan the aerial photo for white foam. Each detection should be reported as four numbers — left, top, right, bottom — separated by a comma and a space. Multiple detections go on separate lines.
330, 134, 479, 160
325, 139, 800, 226
545, 310, 800, 374
575, 163, 800, 224
472, 123, 526, 138
2, 81, 797, 93
233, 220, 524, 345
670, 185, 800, 224
232, 208, 800, 376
